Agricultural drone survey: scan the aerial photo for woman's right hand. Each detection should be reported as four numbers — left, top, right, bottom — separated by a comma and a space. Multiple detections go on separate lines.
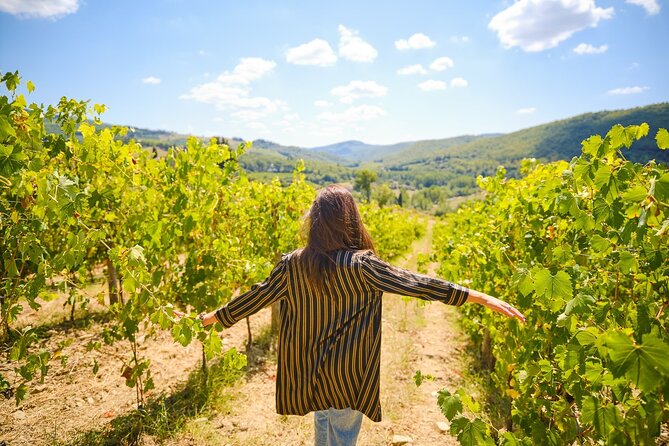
467, 290, 526, 322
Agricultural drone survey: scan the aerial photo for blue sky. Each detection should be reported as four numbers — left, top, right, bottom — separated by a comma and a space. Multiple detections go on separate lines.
1, 0, 667, 147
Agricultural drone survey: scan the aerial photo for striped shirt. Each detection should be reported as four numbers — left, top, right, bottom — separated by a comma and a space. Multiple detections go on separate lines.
214, 249, 470, 422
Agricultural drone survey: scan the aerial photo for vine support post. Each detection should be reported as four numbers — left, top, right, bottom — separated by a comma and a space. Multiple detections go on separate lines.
201, 344, 208, 381
131, 338, 145, 408
0, 303, 8, 343
69, 271, 76, 322
246, 316, 253, 350
106, 256, 121, 305
481, 328, 495, 371
270, 302, 280, 335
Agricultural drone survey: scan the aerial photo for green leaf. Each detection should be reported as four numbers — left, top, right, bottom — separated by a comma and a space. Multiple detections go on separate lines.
604, 332, 669, 392
15, 383, 28, 405
581, 396, 622, 436
581, 135, 603, 157
451, 417, 495, 446
0, 116, 16, 139
534, 269, 572, 303
26, 80, 35, 93
562, 293, 595, 316
575, 328, 599, 346
437, 388, 463, 421
128, 245, 146, 267
457, 388, 480, 413
607, 124, 645, 150
621, 185, 647, 203
574, 211, 595, 232
618, 251, 638, 274
593, 165, 612, 190
590, 234, 611, 253
513, 268, 534, 296
656, 128, 669, 150
634, 123, 650, 140
203, 330, 222, 360
171, 319, 194, 347
654, 173, 669, 202
2, 71, 20, 91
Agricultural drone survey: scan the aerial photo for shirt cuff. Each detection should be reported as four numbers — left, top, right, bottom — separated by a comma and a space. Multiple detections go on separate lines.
453, 284, 470, 306
215, 306, 236, 328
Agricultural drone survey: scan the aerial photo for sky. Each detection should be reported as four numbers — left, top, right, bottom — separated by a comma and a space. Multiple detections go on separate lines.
1, 0, 667, 147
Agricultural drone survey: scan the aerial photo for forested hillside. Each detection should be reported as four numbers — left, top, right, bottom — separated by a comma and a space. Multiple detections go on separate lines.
385, 103, 669, 180
115, 103, 668, 195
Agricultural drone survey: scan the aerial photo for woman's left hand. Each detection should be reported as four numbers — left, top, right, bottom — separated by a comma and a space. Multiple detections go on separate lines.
171, 309, 218, 327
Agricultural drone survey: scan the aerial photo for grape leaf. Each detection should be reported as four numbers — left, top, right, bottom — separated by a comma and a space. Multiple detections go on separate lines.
437, 388, 463, 420
604, 332, 669, 392
653, 173, 669, 202
656, 128, 669, 150
581, 396, 622, 436
534, 269, 572, 303
451, 417, 495, 446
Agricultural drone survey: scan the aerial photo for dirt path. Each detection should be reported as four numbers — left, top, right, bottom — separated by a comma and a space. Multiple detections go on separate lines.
194, 220, 468, 445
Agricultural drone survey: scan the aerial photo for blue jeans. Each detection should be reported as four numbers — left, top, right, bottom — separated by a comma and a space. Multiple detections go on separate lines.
314, 407, 364, 446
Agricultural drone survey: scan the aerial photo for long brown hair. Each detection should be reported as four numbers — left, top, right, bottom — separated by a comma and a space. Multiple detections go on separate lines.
298, 184, 375, 290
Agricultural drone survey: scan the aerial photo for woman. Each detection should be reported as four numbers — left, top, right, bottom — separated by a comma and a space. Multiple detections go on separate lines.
187, 184, 524, 446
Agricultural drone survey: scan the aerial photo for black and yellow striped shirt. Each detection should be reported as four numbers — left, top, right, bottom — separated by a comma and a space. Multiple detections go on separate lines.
215, 249, 470, 422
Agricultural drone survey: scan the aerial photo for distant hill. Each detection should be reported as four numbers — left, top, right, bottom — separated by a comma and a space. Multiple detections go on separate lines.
374, 103, 669, 189
310, 140, 414, 162
387, 103, 669, 168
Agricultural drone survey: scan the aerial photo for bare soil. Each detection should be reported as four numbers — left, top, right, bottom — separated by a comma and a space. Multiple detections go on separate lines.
1, 221, 468, 445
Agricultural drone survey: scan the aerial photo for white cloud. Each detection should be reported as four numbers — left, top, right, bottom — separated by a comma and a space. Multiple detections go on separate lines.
450, 77, 468, 88
0, 0, 79, 18
318, 105, 387, 123
488, 0, 614, 52
142, 76, 161, 85
331, 80, 388, 104
180, 57, 282, 120
246, 122, 267, 130
338, 25, 378, 62
430, 57, 454, 71
232, 110, 270, 121
216, 57, 276, 85
517, 107, 537, 114
607, 86, 649, 95
418, 80, 447, 91
397, 64, 428, 75
625, 0, 660, 15
286, 39, 337, 66
573, 43, 608, 54
395, 33, 436, 50
450, 36, 470, 43
314, 100, 332, 108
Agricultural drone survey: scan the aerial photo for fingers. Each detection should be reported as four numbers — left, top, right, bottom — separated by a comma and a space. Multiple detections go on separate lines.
489, 300, 526, 322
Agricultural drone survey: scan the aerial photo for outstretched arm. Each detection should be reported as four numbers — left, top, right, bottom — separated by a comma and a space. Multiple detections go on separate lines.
175, 256, 288, 328
465, 289, 525, 322
361, 251, 524, 322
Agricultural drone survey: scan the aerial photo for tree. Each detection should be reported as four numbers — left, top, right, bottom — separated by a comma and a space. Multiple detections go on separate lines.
373, 184, 395, 208
397, 188, 409, 207
354, 169, 377, 202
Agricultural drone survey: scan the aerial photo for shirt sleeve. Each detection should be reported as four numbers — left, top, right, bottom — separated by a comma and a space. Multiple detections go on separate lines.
360, 251, 469, 306
215, 255, 289, 328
